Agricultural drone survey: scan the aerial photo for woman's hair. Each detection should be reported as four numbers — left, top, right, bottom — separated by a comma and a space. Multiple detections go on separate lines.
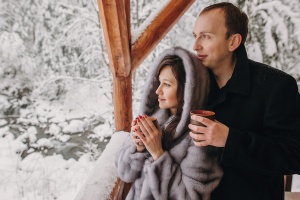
155, 55, 186, 150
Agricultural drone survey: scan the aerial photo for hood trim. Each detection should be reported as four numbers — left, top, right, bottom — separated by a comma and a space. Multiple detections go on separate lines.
139, 47, 210, 140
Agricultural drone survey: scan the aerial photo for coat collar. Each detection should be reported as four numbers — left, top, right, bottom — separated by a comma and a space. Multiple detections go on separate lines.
226, 43, 250, 95
207, 44, 250, 109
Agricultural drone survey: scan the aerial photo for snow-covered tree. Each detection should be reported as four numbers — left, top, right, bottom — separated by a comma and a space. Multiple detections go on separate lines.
245, 0, 300, 81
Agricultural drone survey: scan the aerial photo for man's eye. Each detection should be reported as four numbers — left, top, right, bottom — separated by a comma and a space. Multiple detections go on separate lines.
202, 35, 210, 39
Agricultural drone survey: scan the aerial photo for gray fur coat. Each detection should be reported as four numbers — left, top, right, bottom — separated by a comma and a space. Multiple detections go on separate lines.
116, 47, 223, 200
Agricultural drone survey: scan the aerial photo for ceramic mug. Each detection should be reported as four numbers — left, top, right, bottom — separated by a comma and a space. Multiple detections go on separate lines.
190, 110, 215, 141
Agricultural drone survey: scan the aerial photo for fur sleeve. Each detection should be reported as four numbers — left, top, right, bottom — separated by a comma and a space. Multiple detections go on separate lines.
181, 140, 223, 199
115, 134, 150, 183
144, 136, 223, 200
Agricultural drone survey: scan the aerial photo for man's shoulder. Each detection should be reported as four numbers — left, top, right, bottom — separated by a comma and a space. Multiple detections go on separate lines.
248, 59, 290, 77
248, 59, 296, 83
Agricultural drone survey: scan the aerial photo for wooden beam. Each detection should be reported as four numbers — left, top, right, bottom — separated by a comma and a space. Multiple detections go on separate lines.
112, 75, 132, 131
124, 0, 131, 45
131, 0, 195, 70
98, 0, 131, 77
98, 0, 132, 131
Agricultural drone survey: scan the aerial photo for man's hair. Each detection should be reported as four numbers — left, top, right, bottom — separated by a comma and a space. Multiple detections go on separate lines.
200, 2, 249, 43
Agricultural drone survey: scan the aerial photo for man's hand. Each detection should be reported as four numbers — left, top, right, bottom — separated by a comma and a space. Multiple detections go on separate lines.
188, 115, 229, 147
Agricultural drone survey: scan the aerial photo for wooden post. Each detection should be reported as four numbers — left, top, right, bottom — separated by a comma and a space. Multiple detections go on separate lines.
124, 0, 131, 45
98, 0, 131, 77
98, 0, 132, 131
112, 75, 132, 131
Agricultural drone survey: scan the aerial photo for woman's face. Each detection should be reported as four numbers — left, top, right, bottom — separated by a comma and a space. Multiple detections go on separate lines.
155, 66, 178, 115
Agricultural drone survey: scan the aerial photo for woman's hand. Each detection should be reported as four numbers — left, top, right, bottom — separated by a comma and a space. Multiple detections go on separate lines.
131, 118, 146, 152
136, 115, 164, 160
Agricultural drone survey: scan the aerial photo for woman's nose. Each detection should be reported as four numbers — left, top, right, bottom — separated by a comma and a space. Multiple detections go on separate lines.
155, 84, 162, 95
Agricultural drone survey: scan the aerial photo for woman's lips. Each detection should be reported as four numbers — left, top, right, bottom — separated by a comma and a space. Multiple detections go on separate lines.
158, 98, 165, 101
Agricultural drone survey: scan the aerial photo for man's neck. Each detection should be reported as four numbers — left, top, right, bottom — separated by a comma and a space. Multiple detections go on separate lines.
212, 55, 236, 88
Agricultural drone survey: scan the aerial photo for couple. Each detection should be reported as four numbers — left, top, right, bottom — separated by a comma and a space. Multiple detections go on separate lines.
116, 2, 300, 200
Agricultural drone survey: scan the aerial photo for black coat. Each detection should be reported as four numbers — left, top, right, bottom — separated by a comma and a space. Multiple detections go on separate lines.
209, 44, 300, 200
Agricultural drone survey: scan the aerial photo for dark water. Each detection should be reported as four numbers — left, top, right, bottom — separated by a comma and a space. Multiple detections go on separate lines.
4, 118, 110, 160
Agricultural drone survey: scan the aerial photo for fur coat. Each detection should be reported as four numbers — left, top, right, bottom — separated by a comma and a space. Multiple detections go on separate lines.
116, 47, 223, 200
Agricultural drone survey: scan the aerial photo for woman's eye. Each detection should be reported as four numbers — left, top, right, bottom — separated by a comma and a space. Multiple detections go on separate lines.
164, 83, 170, 87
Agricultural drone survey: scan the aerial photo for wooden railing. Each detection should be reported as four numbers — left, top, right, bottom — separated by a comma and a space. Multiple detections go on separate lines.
110, 179, 132, 200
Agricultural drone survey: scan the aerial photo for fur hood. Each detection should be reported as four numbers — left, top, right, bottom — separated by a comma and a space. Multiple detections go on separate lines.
139, 46, 210, 140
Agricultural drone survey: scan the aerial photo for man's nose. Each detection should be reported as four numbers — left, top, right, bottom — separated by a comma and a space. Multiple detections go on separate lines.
193, 38, 202, 51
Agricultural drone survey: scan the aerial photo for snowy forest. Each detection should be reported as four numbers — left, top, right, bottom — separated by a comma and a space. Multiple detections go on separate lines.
0, 0, 300, 199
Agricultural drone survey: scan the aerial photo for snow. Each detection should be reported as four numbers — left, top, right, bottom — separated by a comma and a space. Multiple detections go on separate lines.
0, 96, 10, 115
247, 42, 263, 63
0, 136, 94, 200
62, 120, 85, 134
46, 123, 61, 136
264, 18, 277, 56
74, 131, 128, 200
36, 138, 54, 148
0, 126, 10, 137
131, 0, 170, 44
0, 131, 128, 200
0, 0, 299, 199
0, 32, 25, 60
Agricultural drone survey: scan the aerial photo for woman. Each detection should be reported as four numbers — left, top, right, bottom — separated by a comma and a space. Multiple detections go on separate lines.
116, 47, 223, 200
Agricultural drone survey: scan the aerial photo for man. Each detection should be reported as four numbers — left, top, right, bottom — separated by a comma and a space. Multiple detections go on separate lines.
189, 2, 300, 200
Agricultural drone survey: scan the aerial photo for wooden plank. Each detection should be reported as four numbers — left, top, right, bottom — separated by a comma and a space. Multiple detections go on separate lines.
112, 75, 132, 132
131, 0, 195, 70
98, 0, 131, 77
109, 178, 123, 200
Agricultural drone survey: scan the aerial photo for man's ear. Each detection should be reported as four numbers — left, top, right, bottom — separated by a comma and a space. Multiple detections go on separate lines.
228, 34, 242, 52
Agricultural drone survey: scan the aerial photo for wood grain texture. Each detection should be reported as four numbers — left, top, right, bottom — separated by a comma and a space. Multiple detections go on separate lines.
98, 0, 132, 132
98, 0, 131, 77
124, 0, 131, 45
131, 0, 195, 70
112, 75, 132, 132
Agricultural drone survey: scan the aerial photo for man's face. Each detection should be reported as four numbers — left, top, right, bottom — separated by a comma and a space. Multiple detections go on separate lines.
193, 8, 233, 70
